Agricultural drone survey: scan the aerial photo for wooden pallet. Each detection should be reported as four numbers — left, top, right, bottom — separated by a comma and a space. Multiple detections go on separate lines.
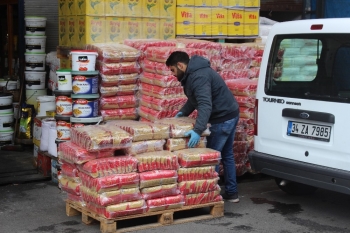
66, 200, 224, 233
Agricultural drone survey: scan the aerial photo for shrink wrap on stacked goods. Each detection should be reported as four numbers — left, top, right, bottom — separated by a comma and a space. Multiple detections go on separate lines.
218, 69, 251, 81
146, 195, 185, 212
144, 47, 210, 63
184, 190, 223, 206
100, 84, 139, 97
165, 137, 207, 151
139, 170, 178, 189
100, 108, 138, 121
125, 140, 166, 155
87, 43, 141, 63
176, 148, 221, 168
100, 95, 138, 110
97, 61, 142, 75
225, 79, 258, 97
140, 95, 187, 111
177, 166, 218, 182
100, 73, 139, 86
59, 175, 81, 196
135, 150, 179, 172
141, 183, 180, 200
140, 72, 180, 88
178, 179, 220, 195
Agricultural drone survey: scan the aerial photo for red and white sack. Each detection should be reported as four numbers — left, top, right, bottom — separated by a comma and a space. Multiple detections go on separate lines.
140, 83, 184, 99
176, 148, 221, 168
139, 170, 178, 189
79, 172, 139, 193
124, 39, 177, 54
140, 72, 180, 88
177, 166, 218, 182
225, 79, 258, 97
176, 38, 222, 55
100, 108, 138, 121
236, 162, 248, 176
147, 194, 185, 212
165, 137, 207, 151
249, 67, 260, 79
145, 47, 210, 63
178, 179, 220, 195
234, 153, 249, 164
221, 43, 260, 59
251, 56, 262, 67
218, 69, 251, 81
184, 190, 222, 206
138, 106, 177, 122
135, 150, 179, 172
233, 141, 249, 153
239, 107, 254, 119
78, 156, 138, 178
100, 73, 139, 86
237, 118, 254, 130
125, 139, 166, 155
235, 96, 256, 108
97, 61, 141, 75
59, 175, 81, 196
140, 95, 187, 111
61, 162, 79, 178
100, 84, 138, 97
87, 43, 141, 63
67, 193, 85, 207
140, 59, 172, 76
141, 183, 180, 200
99, 95, 138, 110
219, 58, 252, 71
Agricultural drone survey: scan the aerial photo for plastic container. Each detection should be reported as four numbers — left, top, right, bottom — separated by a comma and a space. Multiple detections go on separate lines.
24, 35, 47, 53
0, 104, 13, 115
56, 96, 73, 116
36, 96, 56, 117
0, 93, 13, 106
0, 129, 14, 142
70, 116, 102, 128
25, 16, 47, 35
25, 71, 46, 89
71, 94, 99, 118
56, 69, 72, 91
25, 52, 46, 71
0, 79, 19, 90
0, 113, 14, 131
72, 71, 99, 94
70, 50, 98, 72
56, 119, 71, 141
26, 89, 47, 110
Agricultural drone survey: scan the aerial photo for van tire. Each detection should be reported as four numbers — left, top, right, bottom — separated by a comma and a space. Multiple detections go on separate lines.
275, 178, 318, 195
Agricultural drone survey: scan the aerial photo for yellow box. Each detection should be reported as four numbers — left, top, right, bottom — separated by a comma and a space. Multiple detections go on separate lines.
143, 0, 160, 18
195, 0, 211, 7
227, 8, 243, 24
66, 0, 76, 15
59, 0, 67, 16
160, 0, 176, 18
212, 23, 227, 36
105, 0, 124, 16
194, 7, 211, 23
212, 8, 227, 24
124, 0, 143, 17
227, 0, 244, 7
125, 17, 143, 39
76, 16, 106, 46
244, 8, 259, 24
210, 0, 227, 7
176, 7, 195, 23
245, 0, 260, 7
105, 17, 124, 42
177, 0, 195, 6
59, 17, 69, 46
160, 18, 175, 40
194, 23, 211, 36
142, 18, 160, 39
244, 23, 258, 36
75, 0, 105, 15
176, 22, 194, 35
67, 16, 78, 47
227, 22, 243, 36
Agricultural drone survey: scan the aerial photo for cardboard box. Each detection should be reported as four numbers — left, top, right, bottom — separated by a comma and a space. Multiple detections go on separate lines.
227, 8, 244, 24
124, 0, 143, 17
143, 0, 160, 18
210, 0, 227, 7
58, 0, 68, 16
58, 17, 68, 46
37, 152, 51, 177
194, 7, 211, 23
75, 0, 105, 15
212, 7, 227, 24
67, 16, 78, 47
176, 22, 194, 35
105, 17, 124, 42
245, 0, 260, 7
244, 23, 259, 36
244, 8, 259, 24
160, 18, 175, 40
75, 16, 106, 46
227, 0, 244, 7
142, 18, 160, 39
177, 0, 195, 6
228, 22, 243, 36
67, 0, 76, 15
212, 23, 227, 36
176, 7, 195, 23
194, 23, 211, 36
125, 17, 143, 39
160, 0, 176, 18
105, 0, 124, 16
195, 0, 211, 7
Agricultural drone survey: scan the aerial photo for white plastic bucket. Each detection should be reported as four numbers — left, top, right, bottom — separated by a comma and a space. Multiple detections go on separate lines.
0, 80, 19, 90
24, 35, 47, 53
0, 129, 14, 142
0, 113, 14, 131
12, 102, 20, 119
25, 71, 46, 89
0, 93, 13, 106
36, 96, 56, 117
26, 89, 47, 110
0, 105, 13, 115
25, 16, 47, 35
25, 53, 46, 71
70, 50, 98, 72
56, 70, 72, 91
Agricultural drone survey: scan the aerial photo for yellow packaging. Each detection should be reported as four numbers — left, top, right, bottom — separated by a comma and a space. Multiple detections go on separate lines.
60, 58, 72, 69
124, 0, 142, 17
227, 0, 244, 7
210, 0, 227, 7
177, 0, 195, 6
160, 18, 175, 40
227, 8, 243, 24
67, 0, 76, 15
194, 7, 211, 23
76, 16, 106, 46
160, 0, 176, 18
176, 22, 194, 36
245, 0, 260, 7
176, 7, 195, 23
58, 17, 68, 46
142, 18, 160, 39
211, 8, 227, 24
195, 0, 211, 7
59, 0, 68, 16
67, 16, 78, 47
105, 0, 124, 16
227, 22, 243, 36
105, 17, 124, 43
244, 8, 259, 24
143, 0, 160, 18
243, 23, 258, 36
194, 23, 211, 36
212, 23, 227, 36
75, 0, 105, 16
125, 17, 142, 39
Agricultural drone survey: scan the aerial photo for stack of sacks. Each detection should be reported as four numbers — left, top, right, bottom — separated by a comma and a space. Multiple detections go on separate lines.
64, 124, 147, 219
87, 43, 142, 121
124, 39, 177, 60
108, 120, 185, 212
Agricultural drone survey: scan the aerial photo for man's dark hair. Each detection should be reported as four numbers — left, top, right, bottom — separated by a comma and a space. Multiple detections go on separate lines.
166, 51, 190, 67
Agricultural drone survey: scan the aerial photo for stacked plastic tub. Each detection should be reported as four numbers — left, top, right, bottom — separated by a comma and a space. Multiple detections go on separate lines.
0, 92, 14, 144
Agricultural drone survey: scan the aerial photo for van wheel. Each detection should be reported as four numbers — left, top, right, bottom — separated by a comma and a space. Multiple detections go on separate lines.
275, 178, 318, 195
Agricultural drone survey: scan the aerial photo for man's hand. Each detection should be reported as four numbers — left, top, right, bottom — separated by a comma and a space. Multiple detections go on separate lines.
184, 130, 200, 148
175, 112, 184, 118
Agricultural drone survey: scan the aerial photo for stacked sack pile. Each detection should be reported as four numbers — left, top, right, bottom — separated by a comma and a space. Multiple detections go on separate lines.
156, 117, 223, 205
86, 43, 142, 121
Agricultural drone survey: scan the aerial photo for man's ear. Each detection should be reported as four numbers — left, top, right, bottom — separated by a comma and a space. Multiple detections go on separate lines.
177, 62, 186, 71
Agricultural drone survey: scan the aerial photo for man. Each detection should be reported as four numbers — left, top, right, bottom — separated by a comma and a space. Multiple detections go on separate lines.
166, 51, 240, 203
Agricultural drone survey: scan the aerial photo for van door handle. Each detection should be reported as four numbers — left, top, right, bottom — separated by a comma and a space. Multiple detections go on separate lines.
282, 108, 335, 124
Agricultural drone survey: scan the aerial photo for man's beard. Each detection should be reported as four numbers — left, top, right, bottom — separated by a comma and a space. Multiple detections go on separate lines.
176, 67, 185, 82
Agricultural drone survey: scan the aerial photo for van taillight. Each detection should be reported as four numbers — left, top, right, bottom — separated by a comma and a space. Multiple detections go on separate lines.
254, 99, 258, 136
311, 24, 323, 30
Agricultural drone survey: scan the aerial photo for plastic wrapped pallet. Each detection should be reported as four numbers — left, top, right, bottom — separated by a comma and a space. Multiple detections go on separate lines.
87, 43, 141, 63
176, 148, 221, 168
178, 179, 220, 195
97, 61, 141, 75
140, 72, 180, 88
61, 162, 79, 178
165, 137, 207, 151
100, 95, 138, 110
59, 175, 81, 196
100, 108, 138, 121
67, 193, 85, 207
100, 73, 139, 86
140, 83, 184, 99
125, 139, 166, 155
147, 195, 185, 212
141, 183, 180, 200
184, 190, 222, 206
140, 95, 187, 111
140, 59, 172, 76
139, 170, 178, 189
138, 106, 178, 122
100, 84, 138, 97
135, 150, 179, 172
177, 166, 218, 182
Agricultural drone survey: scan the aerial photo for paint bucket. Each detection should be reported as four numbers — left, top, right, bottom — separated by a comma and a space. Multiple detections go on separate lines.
26, 89, 47, 111
25, 16, 47, 35
25, 52, 46, 71
0, 104, 13, 115
0, 129, 14, 142
25, 71, 46, 89
71, 94, 99, 118
70, 50, 98, 72
24, 35, 47, 53
36, 96, 56, 117
0, 113, 14, 131
56, 69, 72, 91
0, 93, 13, 106
72, 71, 99, 94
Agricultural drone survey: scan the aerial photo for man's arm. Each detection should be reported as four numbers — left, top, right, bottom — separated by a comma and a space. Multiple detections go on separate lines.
179, 100, 195, 116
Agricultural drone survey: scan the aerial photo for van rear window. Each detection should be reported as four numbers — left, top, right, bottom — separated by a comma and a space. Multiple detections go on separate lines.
265, 34, 350, 103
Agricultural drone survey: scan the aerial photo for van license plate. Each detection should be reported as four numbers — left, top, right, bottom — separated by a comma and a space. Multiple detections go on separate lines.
287, 121, 331, 142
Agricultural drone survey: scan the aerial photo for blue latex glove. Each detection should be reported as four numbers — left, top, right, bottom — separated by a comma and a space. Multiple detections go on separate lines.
175, 112, 183, 118
184, 130, 200, 148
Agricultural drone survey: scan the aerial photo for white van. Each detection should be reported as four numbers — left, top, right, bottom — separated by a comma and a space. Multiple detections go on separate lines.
248, 18, 350, 195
